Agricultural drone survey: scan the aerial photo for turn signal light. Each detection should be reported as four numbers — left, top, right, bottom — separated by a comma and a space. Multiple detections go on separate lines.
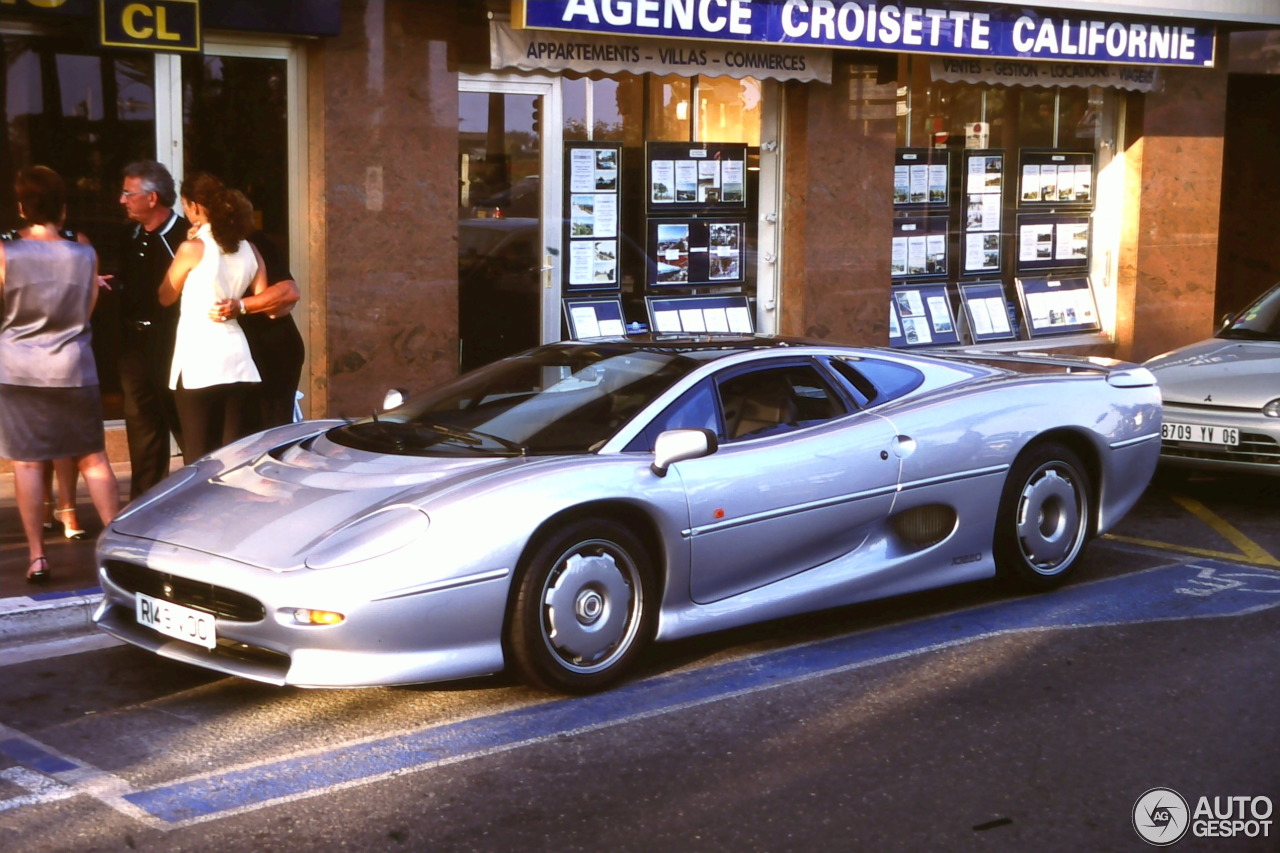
293, 608, 345, 626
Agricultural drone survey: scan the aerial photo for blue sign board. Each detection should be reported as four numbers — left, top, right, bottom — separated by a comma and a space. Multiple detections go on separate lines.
517, 1, 1215, 67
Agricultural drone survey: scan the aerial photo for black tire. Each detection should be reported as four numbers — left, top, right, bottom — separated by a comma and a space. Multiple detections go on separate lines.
994, 442, 1092, 591
508, 518, 655, 693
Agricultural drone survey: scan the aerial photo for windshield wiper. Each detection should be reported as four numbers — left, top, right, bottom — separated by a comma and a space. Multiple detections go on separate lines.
1219, 328, 1279, 341
419, 423, 527, 455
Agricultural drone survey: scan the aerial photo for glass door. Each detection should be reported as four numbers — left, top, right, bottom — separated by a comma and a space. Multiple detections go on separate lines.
458, 74, 562, 372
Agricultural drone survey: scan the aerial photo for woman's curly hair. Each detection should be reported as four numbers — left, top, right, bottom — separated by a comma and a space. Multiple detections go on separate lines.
181, 172, 254, 254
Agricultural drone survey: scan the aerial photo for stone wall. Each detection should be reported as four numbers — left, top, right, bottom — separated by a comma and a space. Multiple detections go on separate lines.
308, 1, 465, 419
780, 60, 898, 345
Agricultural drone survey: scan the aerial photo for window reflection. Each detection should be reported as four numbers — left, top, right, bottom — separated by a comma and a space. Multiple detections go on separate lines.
181, 54, 289, 263
2, 36, 157, 418
1, 36, 155, 248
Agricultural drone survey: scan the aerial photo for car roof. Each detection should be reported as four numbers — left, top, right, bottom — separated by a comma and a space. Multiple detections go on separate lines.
562, 333, 818, 361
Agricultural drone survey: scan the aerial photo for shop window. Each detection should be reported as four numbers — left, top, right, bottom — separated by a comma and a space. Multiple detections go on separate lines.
892, 56, 1116, 349
649, 76, 693, 141
1, 35, 156, 418
181, 54, 290, 268
559, 74, 764, 334
0, 36, 154, 255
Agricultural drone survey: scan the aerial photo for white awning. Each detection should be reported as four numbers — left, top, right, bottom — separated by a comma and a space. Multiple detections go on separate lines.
931, 57, 1161, 91
490, 20, 833, 84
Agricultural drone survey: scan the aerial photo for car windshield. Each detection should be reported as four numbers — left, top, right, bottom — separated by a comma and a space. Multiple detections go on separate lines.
1218, 283, 1280, 342
328, 344, 699, 456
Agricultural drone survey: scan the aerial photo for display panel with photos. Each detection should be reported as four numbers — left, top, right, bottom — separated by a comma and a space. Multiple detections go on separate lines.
1016, 212, 1091, 274
647, 294, 754, 335
647, 218, 747, 287
894, 147, 950, 209
962, 150, 1004, 275
891, 215, 950, 279
563, 296, 627, 340
564, 142, 623, 291
959, 282, 1018, 343
647, 142, 748, 213
1016, 277, 1101, 337
1017, 150, 1094, 209
889, 284, 960, 348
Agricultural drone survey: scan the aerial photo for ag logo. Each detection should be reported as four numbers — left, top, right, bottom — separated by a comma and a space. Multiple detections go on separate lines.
1134, 787, 1190, 846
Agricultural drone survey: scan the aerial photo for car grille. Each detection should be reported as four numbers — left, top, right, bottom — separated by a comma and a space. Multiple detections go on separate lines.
1162, 431, 1280, 466
103, 560, 266, 622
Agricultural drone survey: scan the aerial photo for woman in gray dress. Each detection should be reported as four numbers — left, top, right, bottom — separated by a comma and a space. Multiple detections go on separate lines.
0, 166, 120, 582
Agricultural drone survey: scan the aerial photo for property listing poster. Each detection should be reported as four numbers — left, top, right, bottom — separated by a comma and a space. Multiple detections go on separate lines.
893, 148, 949, 208
960, 282, 1016, 342
891, 216, 949, 279
647, 142, 748, 211
648, 295, 754, 334
564, 297, 626, 339
890, 284, 959, 347
1017, 151, 1093, 207
565, 144, 622, 289
1016, 213, 1091, 272
963, 151, 1004, 274
649, 218, 746, 286
1019, 277, 1100, 335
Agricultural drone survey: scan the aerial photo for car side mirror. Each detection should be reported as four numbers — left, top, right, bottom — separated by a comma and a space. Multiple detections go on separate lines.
651, 428, 717, 477
1219, 312, 1234, 331
382, 388, 407, 411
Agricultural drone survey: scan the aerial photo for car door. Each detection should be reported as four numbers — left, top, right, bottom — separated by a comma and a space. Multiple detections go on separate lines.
666, 360, 902, 604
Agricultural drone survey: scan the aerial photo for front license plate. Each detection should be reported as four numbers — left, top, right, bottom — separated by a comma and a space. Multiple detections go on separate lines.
135, 592, 217, 649
1162, 421, 1239, 446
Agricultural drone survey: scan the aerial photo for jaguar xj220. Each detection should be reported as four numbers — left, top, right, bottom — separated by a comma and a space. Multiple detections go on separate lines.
94, 336, 1161, 693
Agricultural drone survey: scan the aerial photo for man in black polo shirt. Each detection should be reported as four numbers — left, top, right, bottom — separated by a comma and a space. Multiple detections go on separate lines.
117, 160, 188, 499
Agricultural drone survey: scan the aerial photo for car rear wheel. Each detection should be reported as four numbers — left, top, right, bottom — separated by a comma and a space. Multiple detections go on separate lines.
994, 442, 1092, 591
509, 519, 654, 693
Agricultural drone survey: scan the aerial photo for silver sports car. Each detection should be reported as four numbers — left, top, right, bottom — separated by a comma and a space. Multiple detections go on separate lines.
1145, 281, 1280, 476
94, 336, 1161, 693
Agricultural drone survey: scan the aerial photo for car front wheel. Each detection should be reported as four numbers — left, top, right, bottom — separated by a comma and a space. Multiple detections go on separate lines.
509, 519, 655, 693
994, 442, 1092, 591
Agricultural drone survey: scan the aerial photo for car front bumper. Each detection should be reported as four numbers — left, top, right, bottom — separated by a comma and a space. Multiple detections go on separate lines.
1158, 403, 1280, 476
92, 537, 511, 688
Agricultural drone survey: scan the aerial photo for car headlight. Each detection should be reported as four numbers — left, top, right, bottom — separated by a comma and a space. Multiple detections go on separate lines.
1265, 399, 1280, 418
304, 505, 430, 570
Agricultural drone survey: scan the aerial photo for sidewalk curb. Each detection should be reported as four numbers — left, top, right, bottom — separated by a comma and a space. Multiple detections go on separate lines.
0, 588, 105, 646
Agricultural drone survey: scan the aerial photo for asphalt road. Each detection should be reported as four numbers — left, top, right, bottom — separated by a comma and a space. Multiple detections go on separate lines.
1, 474, 1278, 852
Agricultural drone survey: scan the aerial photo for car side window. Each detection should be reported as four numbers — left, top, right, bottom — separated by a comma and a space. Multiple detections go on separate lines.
625, 380, 719, 452
718, 364, 846, 441
830, 356, 924, 406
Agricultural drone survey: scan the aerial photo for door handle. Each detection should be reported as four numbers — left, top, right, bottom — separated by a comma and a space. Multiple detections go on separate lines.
892, 435, 917, 458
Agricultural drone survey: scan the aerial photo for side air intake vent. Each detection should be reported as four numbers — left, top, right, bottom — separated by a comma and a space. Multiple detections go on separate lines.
890, 505, 957, 549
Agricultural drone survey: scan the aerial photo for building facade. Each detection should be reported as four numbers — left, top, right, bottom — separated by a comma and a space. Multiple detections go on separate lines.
3, 0, 1279, 427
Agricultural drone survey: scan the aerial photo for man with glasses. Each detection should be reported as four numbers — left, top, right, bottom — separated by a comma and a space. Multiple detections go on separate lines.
117, 160, 188, 499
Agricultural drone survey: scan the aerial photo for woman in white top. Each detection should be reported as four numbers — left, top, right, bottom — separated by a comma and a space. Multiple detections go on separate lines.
159, 173, 268, 463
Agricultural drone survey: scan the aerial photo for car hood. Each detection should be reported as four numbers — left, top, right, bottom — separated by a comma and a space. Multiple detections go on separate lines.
1145, 339, 1280, 407
110, 432, 527, 570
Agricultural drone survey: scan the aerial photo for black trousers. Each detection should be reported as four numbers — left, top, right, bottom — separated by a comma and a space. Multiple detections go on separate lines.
118, 337, 180, 498
173, 381, 257, 465
243, 315, 306, 431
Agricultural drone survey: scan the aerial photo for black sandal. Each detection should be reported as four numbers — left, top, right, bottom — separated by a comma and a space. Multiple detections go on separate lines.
26, 556, 51, 584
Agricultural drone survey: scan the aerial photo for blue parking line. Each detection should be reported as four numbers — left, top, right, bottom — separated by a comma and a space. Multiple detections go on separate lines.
123, 559, 1280, 825
0, 738, 79, 775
